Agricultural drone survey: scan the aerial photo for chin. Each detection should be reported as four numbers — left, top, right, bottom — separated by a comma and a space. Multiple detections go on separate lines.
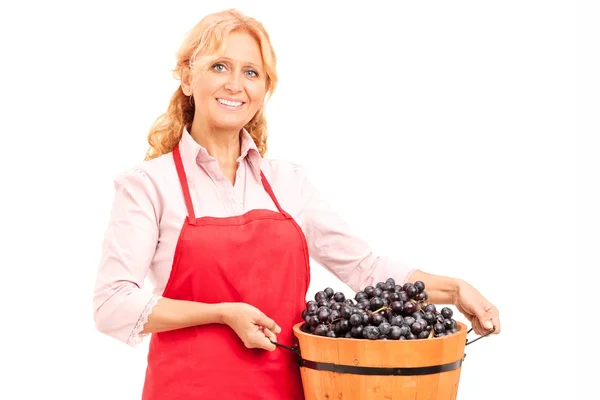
212, 120, 247, 131
211, 115, 250, 130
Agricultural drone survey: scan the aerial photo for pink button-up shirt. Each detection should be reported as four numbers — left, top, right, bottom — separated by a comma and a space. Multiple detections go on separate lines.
92, 127, 415, 346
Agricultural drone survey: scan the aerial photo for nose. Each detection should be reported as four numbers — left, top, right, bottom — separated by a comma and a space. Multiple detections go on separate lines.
224, 72, 243, 93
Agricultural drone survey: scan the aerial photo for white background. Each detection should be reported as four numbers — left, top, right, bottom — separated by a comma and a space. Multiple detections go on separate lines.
0, 0, 594, 399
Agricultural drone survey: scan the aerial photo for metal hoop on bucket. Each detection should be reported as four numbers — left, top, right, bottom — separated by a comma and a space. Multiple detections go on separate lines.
271, 324, 495, 376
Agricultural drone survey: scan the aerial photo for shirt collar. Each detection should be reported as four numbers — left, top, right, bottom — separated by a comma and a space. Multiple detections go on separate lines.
179, 126, 262, 181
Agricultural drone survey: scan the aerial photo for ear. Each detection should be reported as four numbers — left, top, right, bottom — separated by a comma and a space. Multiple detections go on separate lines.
181, 67, 192, 95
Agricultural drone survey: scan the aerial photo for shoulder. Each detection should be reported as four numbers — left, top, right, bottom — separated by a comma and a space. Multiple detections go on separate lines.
112, 152, 176, 196
260, 157, 308, 184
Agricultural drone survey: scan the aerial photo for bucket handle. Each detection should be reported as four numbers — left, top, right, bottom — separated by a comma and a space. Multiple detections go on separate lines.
270, 340, 304, 366
465, 326, 495, 346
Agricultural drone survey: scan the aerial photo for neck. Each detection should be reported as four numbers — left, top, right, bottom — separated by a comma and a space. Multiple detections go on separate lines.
190, 123, 241, 167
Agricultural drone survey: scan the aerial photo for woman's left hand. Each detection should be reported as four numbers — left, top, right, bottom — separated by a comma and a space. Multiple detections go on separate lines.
453, 281, 501, 336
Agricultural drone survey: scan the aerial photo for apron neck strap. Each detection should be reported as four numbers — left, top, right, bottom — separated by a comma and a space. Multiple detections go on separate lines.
173, 145, 197, 225
260, 171, 286, 215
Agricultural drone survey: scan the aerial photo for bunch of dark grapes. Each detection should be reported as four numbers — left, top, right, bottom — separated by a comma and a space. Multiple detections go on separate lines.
300, 278, 459, 340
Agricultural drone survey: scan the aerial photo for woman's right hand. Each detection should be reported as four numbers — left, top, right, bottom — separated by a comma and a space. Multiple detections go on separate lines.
220, 302, 282, 351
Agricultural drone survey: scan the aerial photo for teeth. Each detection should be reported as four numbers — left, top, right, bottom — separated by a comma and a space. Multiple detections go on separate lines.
218, 98, 243, 107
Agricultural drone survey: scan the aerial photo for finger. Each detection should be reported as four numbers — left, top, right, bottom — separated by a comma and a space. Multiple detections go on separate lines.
489, 307, 501, 334
473, 304, 494, 332
257, 334, 276, 351
471, 318, 485, 336
250, 328, 276, 351
262, 327, 278, 342
256, 313, 281, 334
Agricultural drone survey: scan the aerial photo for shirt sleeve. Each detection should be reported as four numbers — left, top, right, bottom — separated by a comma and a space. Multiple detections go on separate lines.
294, 164, 416, 293
92, 167, 162, 347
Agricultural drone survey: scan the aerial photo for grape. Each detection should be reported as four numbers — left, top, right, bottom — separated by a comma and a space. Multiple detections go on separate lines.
424, 304, 436, 314
391, 301, 403, 314
340, 306, 352, 319
357, 299, 370, 310
406, 333, 416, 340
398, 325, 410, 337
379, 322, 392, 336
403, 301, 417, 315
405, 285, 418, 299
328, 310, 341, 322
369, 313, 384, 326
411, 322, 423, 335
327, 330, 336, 338
399, 291, 409, 303
389, 292, 401, 302
389, 315, 404, 326
315, 291, 327, 302
444, 319, 455, 330
324, 287, 334, 299
339, 319, 350, 333
315, 324, 329, 336
373, 288, 383, 298
386, 278, 396, 286
334, 292, 346, 302
307, 304, 318, 315
344, 332, 352, 338
441, 307, 453, 319
383, 309, 393, 320
369, 297, 384, 311
423, 311, 436, 324
363, 326, 380, 340
349, 314, 362, 327
351, 325, 364, 338
433, 323, 445, 335
414, 281, 425, 293
355, 291, 368, 301
403, 316, 416, 326
317, 300, 329, 308
317, 308, 330, 322
418, 331, 430, 339
376, 282, 386, 290
389, 326, 402, 340
364, 286, 375, 297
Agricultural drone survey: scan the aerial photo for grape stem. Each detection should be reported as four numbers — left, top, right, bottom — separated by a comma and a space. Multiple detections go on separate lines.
371, 306, 392, 314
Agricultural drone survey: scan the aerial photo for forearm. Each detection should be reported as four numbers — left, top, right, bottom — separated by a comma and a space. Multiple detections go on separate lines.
407, 269, 463, 305
140, 297, 226, 334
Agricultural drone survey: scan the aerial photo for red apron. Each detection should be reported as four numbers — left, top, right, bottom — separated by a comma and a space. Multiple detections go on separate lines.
142, 145, 310, 399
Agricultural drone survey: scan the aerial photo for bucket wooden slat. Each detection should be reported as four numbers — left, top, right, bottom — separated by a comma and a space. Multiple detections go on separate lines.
293, 321, 468, 400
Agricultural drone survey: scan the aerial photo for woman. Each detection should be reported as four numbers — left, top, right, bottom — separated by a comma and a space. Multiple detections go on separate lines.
92, 8, 501, 399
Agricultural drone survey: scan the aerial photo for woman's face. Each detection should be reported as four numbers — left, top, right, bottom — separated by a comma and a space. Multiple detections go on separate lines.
186, 31, 267, 132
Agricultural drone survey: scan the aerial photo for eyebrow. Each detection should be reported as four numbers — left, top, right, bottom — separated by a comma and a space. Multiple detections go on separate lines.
217, 57, 264, 71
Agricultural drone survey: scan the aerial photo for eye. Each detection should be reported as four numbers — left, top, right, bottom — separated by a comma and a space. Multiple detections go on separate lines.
212, 63, 227, 72
245, 70, 259, 78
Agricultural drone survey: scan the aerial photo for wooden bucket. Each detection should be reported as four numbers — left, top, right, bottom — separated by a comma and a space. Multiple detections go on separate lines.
292, 321, 469, 400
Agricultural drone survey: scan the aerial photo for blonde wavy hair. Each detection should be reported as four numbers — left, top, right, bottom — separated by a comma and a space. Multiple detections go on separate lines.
144, 9, 278, 160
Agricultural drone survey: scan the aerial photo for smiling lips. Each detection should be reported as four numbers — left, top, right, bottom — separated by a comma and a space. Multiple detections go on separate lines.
217, 98, 244, 109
